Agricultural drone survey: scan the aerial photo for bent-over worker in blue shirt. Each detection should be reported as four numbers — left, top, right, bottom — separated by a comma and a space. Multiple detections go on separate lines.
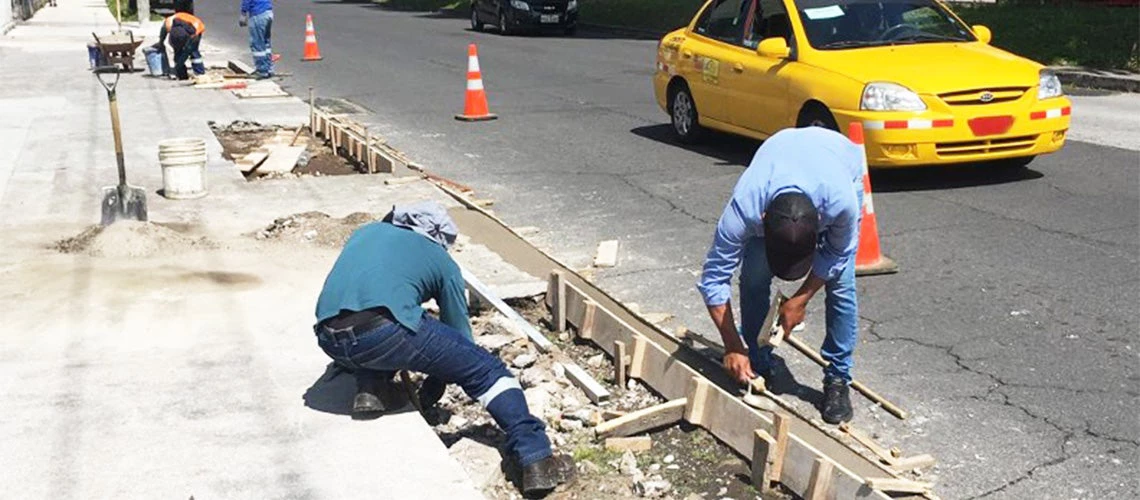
314, 201, 573, 495
698, 127, 864, 424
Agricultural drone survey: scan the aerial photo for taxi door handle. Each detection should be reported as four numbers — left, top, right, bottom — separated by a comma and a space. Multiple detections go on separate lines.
682, 50, 693, 59
732, 63, 745, 73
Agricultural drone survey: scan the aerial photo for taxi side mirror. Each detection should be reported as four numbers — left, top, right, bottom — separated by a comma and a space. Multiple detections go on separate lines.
757, 37, 790, 59
972, 25, 992, 44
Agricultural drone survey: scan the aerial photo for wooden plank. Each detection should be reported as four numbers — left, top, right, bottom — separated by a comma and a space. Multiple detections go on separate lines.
683, 376, 711, 426
461, 266, 554, 353
865, 477, 933, 494
751, 429, 777, 492
629, 334, 648, 379
255, 145, 305, 174
228, 59, 255, 75
805, 458, 834, 500
236, 149, 269, 173
595, 399, 687, 438
891, 454, 936, 472
593, 240, 619, 267
564, 363, 611, 404
384, 176, 422, 186
839, 423, 898, 465
613, 340, 627, 390
604, 436, 652, 452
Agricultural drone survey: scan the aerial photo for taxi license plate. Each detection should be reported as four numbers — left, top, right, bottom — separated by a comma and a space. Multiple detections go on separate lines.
540, 14, 559, 23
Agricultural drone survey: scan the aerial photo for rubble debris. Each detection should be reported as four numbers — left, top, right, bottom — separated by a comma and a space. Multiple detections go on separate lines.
449, 438, 505, 491
634, 475, 672, 498
254, 211, 379, 248
593, 240, 620, 268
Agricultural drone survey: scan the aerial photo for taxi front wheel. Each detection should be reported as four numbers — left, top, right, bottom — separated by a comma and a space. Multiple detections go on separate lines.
669, 84, 703, 144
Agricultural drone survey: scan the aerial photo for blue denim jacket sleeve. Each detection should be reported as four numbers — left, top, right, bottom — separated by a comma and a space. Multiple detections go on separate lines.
698, 198, 754, 306
810, 153, 864, 282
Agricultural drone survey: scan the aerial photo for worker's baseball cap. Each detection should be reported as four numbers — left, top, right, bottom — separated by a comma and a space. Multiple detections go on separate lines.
763, 192, 819, 280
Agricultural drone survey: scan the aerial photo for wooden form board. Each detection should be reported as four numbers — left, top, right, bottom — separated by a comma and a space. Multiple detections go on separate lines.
311, 110, 404, 174
553, 274, 891, 500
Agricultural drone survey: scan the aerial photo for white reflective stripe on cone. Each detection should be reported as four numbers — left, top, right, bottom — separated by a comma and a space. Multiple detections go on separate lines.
467, 79, 484, 91
476, 377, 522, 407
468, 56, 480, 72
305, 35, 317, 43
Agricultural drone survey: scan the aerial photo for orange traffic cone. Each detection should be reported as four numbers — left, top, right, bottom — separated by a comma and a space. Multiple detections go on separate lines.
302, 14, 323, 62
455, 44, 497, 122
848, 122, 898, 276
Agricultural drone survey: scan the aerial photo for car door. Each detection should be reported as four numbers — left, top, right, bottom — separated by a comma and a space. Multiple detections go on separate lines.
683, 0, 753, 125
728, 0, 793, 135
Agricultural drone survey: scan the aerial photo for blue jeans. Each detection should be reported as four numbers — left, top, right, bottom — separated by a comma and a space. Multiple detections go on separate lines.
316, 314, 553, 467
248, 11, 274, 76
739, 237, 859, 382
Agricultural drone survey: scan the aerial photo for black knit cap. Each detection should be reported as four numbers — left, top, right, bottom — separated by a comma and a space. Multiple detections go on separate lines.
764, 192, 819, 280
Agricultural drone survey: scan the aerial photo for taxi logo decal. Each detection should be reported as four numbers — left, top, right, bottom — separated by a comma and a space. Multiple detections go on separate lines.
697, 56, 719, 85
979, 91, 995, 103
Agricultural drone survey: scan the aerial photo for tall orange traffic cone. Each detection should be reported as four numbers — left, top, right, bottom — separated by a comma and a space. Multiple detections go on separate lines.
848, 122, 898, 276
302, 14, 323, 62
455, 44, 497, 122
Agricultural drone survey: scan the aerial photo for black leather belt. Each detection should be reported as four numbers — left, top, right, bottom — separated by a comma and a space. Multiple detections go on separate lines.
316, 310, 393, 343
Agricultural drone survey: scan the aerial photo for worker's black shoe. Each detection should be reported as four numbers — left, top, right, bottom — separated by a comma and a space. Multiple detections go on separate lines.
418, 376, 447, 410
352, 375, 387, 419
822, 376, 854, 424
521, 453, 576, 496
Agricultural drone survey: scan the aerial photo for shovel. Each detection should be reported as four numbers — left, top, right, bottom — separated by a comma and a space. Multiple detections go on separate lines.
95, 66, 147, 225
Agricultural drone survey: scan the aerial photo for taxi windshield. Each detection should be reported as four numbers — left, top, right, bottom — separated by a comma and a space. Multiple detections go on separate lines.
792, 0, 975, 50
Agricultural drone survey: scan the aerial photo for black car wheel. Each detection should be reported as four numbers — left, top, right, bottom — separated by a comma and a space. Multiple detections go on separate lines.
471, 5, 484, 31
499, 10, 512, 36
669, 82, 703, 144
796, 104, 839, 131
994, 155, 1036, 170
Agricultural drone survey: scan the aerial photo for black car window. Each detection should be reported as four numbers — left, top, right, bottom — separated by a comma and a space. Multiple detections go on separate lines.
745, 0, 794, 49
694, 0, 753, 46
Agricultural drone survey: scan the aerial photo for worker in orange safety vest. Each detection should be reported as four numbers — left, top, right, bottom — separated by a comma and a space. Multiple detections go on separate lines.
153, 7, 206, 80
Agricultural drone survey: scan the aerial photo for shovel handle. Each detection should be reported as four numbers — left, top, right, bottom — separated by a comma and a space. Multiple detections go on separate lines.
106, 87, 128, 186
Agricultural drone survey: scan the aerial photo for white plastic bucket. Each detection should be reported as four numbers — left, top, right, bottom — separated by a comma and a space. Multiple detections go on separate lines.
158, 138, 207, 199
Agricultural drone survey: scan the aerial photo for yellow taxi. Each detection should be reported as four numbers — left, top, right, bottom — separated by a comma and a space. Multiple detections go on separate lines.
653, 0, 1072, 168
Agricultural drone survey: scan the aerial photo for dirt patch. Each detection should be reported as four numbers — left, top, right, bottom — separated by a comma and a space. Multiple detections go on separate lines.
254, 211, 381, 248
430, 300, 793, 499
55, 221, 216, 258
208, 120, 360, 180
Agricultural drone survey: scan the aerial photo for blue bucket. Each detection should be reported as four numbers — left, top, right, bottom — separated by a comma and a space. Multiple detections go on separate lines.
143, 47, 166, 77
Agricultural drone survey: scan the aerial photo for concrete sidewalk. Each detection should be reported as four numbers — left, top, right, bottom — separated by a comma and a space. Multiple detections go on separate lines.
0, 1, 483, 498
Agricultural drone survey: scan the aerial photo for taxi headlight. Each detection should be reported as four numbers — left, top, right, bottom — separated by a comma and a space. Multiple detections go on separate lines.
1038, 70, 1063, 100
510, 0, 530, 11
861, 82, 926, 112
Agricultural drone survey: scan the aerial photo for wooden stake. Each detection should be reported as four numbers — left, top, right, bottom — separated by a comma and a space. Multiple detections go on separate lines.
771, 413, 790, 481
839, 423, 898, 465
308, 87, 315, 139
564, 363, 611, 404
629, 335, 648, 379
595, 398, 687, 438
552, 271, 566, 332
750, 429, 777, 492
613, 340, 627, 390
891, 453, 936, 472
579, 300, 598, 340
804, 457, 834, 500
684, 376, 711, 426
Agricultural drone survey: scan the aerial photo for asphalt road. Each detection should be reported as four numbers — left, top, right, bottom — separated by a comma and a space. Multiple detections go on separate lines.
198, 3, 1139, 498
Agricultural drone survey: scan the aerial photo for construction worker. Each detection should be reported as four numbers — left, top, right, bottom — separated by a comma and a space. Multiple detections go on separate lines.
698, 127, 864, 425
313, 202, 574, 495
239, 0, 274, 79
153, 7, 205, 80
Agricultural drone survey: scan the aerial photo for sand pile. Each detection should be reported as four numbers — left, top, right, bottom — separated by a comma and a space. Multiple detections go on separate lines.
55, 221, 214, 258
254, 211, 379, 248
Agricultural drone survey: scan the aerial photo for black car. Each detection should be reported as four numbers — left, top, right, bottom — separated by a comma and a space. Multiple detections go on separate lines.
470, 0, 578, 36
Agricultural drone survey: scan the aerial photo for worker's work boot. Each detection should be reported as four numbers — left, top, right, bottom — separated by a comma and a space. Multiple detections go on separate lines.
821, 376, 854, 424
417, 376, 447, 410
352, 374, 387, 420
756, 355, 796, 396
521, 453, 576, 495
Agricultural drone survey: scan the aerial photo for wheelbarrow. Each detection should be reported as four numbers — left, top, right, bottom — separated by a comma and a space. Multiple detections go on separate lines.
92, 31, 145, 72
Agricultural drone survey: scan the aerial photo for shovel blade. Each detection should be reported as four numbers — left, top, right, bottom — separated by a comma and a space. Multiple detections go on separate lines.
101, 184, 148, 225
